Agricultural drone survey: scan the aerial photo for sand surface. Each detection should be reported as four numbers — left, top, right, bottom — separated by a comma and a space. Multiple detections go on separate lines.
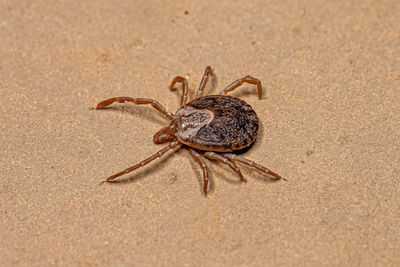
1, 0, 399, 266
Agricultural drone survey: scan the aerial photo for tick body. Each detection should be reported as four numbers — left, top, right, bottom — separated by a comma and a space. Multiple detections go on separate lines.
174, 95, 259, 152
96, 66, 285, 196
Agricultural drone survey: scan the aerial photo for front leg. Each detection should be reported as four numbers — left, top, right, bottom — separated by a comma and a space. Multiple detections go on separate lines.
100, 141, 181, 184
169, 76, 189, 107
96, 97, 174, 120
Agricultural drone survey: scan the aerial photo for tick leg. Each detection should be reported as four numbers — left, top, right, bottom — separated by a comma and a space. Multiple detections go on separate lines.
189, 149, 209, 196
196, 66, 213, 98
169, 76, 189, 107
219, 75, 263, 100
203, 152, 246, 183
100, 141, 180, 184
96, 97, 174, 120
221, 154, 286, 181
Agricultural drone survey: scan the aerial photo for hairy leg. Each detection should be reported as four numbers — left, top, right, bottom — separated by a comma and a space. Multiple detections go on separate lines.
100, 141, 180, 184
219, 75, 263, 99
169, 76, 189, 106
196, 66, 213, 98
96, 97, 174, 120
189, 149, 209, 196
203, 152, 246, 182
221, 153, 286, 181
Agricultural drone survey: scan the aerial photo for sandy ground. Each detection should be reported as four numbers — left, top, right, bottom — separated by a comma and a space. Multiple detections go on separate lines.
1, 0, 399, 266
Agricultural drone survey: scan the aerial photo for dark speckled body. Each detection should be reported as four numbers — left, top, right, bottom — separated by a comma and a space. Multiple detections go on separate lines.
96, 66, 285, 195
175, 95, 259, 152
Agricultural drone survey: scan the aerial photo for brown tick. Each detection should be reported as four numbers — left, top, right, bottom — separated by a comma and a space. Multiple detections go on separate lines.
96, 66, 285, 195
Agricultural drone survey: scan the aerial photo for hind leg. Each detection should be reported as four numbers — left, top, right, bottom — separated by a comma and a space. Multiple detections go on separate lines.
189, 149, 209, 196
221, 153, 286, 181
203, 152, 246, 182
220, 75, 263, 99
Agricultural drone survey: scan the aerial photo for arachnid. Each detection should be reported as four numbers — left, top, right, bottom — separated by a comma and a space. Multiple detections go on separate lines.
96, 66, 285, 195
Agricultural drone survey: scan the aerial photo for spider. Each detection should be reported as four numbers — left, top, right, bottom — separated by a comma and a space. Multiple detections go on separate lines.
96, 66, 285, 195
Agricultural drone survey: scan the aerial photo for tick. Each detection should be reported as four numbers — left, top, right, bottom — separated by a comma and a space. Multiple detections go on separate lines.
96, 66, 285, 195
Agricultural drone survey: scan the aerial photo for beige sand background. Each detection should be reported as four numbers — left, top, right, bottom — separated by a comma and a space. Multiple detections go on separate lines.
1, 0, 399, 266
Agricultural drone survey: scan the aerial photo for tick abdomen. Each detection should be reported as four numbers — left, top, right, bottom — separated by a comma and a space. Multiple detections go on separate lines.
175, 95, 259, 152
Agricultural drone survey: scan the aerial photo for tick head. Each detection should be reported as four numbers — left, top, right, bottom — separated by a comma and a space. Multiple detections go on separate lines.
173, 106, 213, 142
